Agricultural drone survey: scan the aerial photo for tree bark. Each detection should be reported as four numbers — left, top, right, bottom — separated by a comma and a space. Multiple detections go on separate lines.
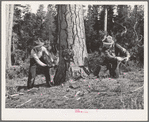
54, 5, 88, 85
6, 4, 14, 68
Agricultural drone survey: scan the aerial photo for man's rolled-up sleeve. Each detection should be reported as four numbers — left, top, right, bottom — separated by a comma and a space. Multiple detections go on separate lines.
115, 43, 130, 58
31, 50, 46, 66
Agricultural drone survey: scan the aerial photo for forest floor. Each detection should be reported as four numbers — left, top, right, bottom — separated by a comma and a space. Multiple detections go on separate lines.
5, 68, 144, 109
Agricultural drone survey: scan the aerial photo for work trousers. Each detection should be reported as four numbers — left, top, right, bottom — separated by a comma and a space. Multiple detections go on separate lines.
106, 58, 121, 78
93, 58, 120, 78
27, 57, 51, 89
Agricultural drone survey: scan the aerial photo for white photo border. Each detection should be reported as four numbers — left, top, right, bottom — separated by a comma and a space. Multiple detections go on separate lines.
1, 1, 148, 121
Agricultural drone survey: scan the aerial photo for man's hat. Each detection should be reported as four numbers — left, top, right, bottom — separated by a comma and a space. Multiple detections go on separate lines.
102, 36, 114, 49
33, 38, 44, 48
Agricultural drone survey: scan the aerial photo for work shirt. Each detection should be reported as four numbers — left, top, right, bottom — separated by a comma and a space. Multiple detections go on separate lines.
31, 46, 50, 66
99, 43, 130, 66
104, 43, 130, 61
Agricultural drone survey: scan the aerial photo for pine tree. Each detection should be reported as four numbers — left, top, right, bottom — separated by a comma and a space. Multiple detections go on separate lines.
54, 5, 88, 85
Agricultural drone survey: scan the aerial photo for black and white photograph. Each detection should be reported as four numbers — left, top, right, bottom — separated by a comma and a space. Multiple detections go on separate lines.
2, 1, 148, 121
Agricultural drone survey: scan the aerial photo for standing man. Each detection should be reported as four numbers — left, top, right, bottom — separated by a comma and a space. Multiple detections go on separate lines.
101, 36, 130, 78
27, 38, 54, 89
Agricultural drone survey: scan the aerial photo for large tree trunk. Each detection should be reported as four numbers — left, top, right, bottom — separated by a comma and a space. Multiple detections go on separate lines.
54, 5, 88, 85
6, 4, 14, 68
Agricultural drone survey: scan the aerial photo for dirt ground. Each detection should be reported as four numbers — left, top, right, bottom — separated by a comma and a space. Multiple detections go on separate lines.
5, 69, 144, 109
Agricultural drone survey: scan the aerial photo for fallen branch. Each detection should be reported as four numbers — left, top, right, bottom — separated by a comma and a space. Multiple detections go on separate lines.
10, 93, 24, 97
6, 92, 24, 98
76, 97, 81, 100
27, 87, 39, 92
63, 96, 69, 99
16, 99, 31, 108
75, 91, 81, 96
131, 85, 144, 92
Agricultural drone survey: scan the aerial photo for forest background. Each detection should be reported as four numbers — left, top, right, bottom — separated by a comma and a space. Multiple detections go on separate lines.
6, 4, 144, 79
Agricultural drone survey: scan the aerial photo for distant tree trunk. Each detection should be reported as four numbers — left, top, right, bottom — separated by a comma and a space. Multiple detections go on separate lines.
54, 5, 88, 85
6, 4, 14, 68
104, 6, 107, 33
